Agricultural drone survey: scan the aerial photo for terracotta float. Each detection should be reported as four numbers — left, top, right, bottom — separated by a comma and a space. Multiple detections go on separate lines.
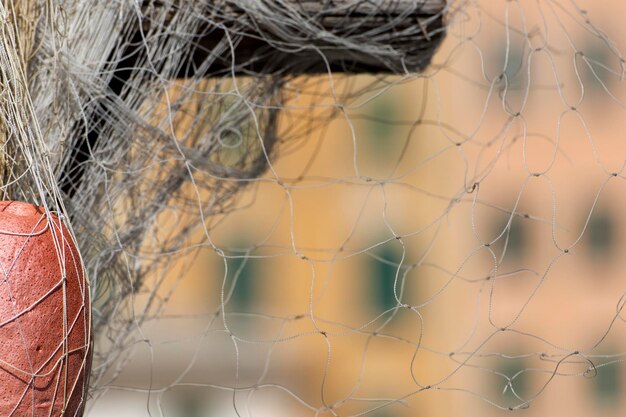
0, 201, 90, 416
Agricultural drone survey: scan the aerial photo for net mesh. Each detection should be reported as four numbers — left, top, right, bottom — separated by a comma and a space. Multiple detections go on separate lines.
0, 0, 624, 416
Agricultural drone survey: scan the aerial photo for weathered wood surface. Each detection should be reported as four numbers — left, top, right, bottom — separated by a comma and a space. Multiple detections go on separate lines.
146, 0, 447, 75
60, 0, 447, 197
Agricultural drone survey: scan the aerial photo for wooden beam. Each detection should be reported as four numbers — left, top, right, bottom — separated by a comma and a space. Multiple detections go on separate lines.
159, 0, 447, 76
60, 1, 447, 197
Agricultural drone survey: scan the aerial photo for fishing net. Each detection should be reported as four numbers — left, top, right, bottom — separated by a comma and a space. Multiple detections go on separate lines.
0, 0, 624, 416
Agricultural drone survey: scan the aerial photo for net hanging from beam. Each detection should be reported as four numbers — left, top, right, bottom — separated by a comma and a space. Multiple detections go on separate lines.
0, 0, 624, 416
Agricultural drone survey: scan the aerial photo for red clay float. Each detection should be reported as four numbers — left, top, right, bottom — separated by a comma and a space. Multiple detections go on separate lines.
0, 201, 90, 416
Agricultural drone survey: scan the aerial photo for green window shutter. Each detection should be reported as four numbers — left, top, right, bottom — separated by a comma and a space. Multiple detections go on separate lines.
368, 242, 402, 313
587, 212, 614, 258
493, 357, 530, 408
591, 360, 620, 406
225, 249, 256, 310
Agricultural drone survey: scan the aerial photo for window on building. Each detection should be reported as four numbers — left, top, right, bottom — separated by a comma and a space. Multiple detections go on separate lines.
495, 41, 526, 92
367, 241, 403, 313
591, 360, 620, 407
367, 99, 395, 140
224, 248, 257, 310
359, 97, 404, 158
586, 211, 614, 259
355, 92, 418, 178
170, 388, 209, 417
493, 357, 530, 408
492, 216, 526, 262
580, 44, 614, 92
177, 395, 204, 417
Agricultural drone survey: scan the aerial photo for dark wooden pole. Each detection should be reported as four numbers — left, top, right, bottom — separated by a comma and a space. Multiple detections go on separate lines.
60, 0, 447, 196
172, 0, 447, 76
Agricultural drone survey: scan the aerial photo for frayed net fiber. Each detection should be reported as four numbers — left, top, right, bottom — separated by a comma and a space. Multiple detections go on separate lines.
0, 0, 445, 414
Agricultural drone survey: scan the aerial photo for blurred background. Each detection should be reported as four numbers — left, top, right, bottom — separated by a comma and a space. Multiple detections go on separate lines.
87, 1, 626, 416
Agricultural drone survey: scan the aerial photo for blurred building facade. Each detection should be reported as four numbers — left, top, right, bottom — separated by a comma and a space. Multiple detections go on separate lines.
89, 1, 626, 416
